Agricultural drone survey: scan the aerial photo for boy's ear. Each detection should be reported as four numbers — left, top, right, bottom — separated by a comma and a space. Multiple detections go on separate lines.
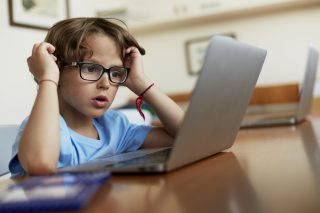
124, 55, 131, 68
123, 51, 130, 67
56, 61, 65, 73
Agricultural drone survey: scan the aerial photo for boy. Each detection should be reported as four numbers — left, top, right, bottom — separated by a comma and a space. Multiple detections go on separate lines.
9, 18, 184, 176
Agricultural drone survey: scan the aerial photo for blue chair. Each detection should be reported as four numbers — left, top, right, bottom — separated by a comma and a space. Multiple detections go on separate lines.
0, 125, 19, 176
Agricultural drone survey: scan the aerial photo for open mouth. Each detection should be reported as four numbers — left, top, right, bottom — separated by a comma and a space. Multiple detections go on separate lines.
92, 96, 108, 108
95, 96, 107, 102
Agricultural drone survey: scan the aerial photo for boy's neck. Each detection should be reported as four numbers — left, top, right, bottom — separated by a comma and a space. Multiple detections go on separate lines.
61, 112, 98, 140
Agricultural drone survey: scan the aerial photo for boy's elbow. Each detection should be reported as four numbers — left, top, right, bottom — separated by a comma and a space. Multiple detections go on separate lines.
25, 162, 57, 175
21, 156, 57, 175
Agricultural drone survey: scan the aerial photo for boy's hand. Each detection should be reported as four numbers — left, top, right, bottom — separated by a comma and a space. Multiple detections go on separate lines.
123, 47, 153, 95
27, 42, 60, 84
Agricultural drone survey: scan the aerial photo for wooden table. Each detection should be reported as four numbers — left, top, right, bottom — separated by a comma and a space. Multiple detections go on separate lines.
3, 100, 320, 212
79, 117, 320, 213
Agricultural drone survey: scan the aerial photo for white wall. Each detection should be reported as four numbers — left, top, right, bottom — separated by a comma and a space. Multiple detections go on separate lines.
133, 6, 320, 93
0, 1, 46, 125
1, 1, 320, 124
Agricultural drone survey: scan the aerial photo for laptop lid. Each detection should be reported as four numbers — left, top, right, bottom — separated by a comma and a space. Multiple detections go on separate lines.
296, 47, 319, 121
166, 36, 267, 171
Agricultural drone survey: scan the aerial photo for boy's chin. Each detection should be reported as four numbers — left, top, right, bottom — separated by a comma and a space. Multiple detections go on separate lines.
89, 109, 107, 118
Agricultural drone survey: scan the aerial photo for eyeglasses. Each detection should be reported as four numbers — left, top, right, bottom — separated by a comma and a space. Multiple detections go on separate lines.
66, 62, 130, 84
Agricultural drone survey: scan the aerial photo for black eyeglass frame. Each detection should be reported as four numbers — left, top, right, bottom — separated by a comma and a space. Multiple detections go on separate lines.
65, 62, 130, 84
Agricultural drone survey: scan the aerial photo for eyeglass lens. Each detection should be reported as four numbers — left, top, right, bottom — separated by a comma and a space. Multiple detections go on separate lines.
80, 63, 127, 83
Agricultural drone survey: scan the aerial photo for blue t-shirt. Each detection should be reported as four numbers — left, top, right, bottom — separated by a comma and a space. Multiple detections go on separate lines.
9, 110, 152, 176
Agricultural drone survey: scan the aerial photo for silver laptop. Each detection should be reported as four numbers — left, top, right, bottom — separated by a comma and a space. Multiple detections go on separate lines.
241, 47, 319, 129
58, 35, 267, 173
0, 125, 19, 176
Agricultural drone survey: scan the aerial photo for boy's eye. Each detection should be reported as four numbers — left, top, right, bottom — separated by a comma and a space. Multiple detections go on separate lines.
110, 71, 121, 78
84, 65, 98, 73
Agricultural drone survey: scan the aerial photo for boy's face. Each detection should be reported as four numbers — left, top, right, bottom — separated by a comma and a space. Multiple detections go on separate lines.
58, 33, 121, 119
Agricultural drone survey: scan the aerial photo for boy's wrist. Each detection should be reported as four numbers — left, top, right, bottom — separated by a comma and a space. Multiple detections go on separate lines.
38, 79, 58, 87
36, 74, 59, 85
130, 77, 153, 95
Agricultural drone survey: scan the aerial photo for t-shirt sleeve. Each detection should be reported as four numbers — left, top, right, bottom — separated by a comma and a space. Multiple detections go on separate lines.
121, 122, 152, 152
8, 116, 74, 177
8, 118, 28, 177
115, 110, 152, 153
101, 110, 152, 154
57, 117, 76, 167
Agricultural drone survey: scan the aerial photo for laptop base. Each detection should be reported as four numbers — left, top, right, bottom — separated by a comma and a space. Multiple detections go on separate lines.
241, 117, 299, 129
58, 148, 171, 174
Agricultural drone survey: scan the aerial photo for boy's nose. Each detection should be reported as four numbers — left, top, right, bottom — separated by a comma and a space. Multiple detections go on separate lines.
97, 73, 110, 89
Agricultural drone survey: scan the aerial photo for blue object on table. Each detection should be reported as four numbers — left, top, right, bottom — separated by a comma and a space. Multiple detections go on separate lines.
0, 171, 111, 212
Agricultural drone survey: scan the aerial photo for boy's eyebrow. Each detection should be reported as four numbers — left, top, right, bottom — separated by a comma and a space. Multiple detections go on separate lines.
82, 59, 123, 67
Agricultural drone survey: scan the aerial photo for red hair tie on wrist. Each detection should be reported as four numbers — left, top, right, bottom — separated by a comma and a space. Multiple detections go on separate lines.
136, 83, 154, 121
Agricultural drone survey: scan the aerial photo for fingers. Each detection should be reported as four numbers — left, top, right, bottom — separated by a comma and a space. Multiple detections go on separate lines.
31, 42, 56, 57
31, 43, 39, 55
51, 54, 57, 61
27, 42, 59, 81
125, 46, 139, 55
46, 43, 56, 54
26, 56, 33, 73
28, 42, 58, 73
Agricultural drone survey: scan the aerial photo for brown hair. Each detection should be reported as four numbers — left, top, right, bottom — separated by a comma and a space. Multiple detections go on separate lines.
45, 17, 145, 68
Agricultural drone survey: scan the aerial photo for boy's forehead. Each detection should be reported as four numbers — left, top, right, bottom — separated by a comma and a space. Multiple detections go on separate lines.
84, 33, 122, 53
82, 35, 123, 65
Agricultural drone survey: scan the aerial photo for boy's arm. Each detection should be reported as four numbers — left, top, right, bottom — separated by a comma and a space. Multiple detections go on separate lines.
140, 84, 184, 148
18, 42, 60, 175
123, 46, 184, 148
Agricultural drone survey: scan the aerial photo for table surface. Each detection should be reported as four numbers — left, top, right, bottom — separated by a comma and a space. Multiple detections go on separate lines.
84, 110, 320, 213
3, 101, 320, 213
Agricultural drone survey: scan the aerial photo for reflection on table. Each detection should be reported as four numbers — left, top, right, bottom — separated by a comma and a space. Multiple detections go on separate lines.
84, 152, 262, 213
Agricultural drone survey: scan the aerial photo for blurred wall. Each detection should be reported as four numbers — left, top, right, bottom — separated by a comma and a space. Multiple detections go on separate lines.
131, 5, 320, 93
1, 0, 320, 124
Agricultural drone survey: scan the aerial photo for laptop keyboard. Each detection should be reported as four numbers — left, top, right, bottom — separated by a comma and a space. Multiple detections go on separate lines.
104, 148, 171, 168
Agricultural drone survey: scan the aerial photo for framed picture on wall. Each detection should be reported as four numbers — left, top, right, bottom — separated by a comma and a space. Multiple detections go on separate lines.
185, 33, 236, 75
8, 0, 70, 30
